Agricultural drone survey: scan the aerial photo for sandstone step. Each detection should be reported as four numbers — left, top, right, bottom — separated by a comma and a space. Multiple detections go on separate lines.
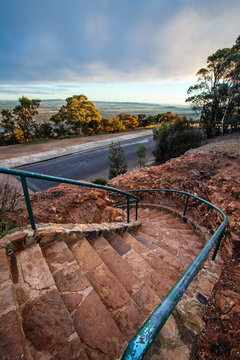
0, 248, 26, 360
42, 239, 127, 359
90, 235, 161, 333
123, 231, 150, 254
143, 218, 191, 230
134, 229, 201, 259
42, 241, 92, 315
12, 243, 88, 359
106, 233, 133, 256
143, 247, 185, 274
156, 226, 195, 235
140, 224, 195, 240
108, 231, 175, 300
90, 235, 142, 296
141, 218, 195, 233
142, 217, 180, 226
142, 269, 174, 298
140, 225, 162, 238
134, 231, 159, 250
72, 289, 127, 359
140, 211, 174, 221
122, 247, 169, 303
70, 237, 131, 312
141, 213, 176, 222
71, 236, 146, 341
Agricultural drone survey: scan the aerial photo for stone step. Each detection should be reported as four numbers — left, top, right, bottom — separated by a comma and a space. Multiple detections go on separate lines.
0, 248, 26, 360
139, 211, 174, 221
11, 243, 89, 359
90, 235, 142, 296
90, 235, 148, 339
142, 217, 191, 229
134, 228, 202, 259
142, 217, 180, 226
42, 241, 92, 315
42, 239, 127, 359
141, 213, 177, 222
156, 226, 195, 235
70, 236, 147, 342
120, 231, 180, 299
123, 231, 150, 254
140, 225, 162, 238
122, 246, 170, 301
70, 237, 131, 312
140, 225, 195, 241
104, 232, 172, 307
142, 219, 195, 233
134, 231, 159, 250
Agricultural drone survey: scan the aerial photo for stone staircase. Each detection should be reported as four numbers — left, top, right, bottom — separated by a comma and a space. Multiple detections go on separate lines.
0, 205, 223, 360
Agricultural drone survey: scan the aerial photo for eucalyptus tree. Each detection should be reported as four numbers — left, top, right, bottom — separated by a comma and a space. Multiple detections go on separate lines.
1, 96, 41, 143
186, 36, 240, 136
51, 95, 101, 135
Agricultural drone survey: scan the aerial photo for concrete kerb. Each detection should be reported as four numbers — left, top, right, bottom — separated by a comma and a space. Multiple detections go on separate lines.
0, 130, 152, 168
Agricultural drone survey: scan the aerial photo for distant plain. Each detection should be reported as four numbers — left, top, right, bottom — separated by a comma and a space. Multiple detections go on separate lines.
0, 99, 198, 122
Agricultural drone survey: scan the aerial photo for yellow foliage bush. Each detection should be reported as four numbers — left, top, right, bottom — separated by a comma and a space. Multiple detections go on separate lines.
13, 127, 25, 143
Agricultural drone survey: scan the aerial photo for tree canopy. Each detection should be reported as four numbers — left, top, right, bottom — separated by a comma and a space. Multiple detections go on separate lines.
1, 96, 41, 143
186, 35, 240, 137
51, 95, 102, 135
153, 118, 205, 163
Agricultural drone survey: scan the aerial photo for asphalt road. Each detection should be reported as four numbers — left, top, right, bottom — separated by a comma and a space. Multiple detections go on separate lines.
18, 135, 155, 192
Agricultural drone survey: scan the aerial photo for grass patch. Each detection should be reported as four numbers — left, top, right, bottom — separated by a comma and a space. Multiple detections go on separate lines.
92, 177, 107, 185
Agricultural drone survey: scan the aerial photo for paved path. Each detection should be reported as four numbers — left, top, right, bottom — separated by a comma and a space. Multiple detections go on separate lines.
0, 130, 152, 168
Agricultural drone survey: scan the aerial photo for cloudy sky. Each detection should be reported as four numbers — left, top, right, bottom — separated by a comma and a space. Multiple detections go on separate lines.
0, 0, 239, 104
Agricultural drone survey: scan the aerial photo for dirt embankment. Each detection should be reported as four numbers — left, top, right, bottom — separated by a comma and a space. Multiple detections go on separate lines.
3, 183, 125, 228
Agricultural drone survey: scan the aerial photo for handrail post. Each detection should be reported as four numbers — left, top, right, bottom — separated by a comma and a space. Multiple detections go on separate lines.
20, 176, 36, 231
183, 194, 189, 220
135, 200, 139, 221
127, 195, 130, 223
212, 228, 225, 261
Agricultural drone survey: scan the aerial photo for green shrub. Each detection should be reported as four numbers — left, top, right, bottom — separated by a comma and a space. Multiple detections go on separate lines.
136, 144, 147, 167
92, 177, 107, 185
152, 118, 206, 163
0, 218, 16, 238
108, 141, 128, 179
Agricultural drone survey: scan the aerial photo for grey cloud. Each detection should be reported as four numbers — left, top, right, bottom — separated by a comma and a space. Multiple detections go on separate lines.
0, 0, 239, 83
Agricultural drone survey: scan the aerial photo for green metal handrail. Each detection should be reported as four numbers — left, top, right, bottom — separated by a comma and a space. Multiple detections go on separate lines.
120, 188, 227, 360
0, 167, 139, 230
0, 167, 227, 359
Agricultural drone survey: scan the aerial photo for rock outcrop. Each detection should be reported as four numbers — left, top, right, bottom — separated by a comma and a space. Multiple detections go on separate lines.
5, 183, 125, 227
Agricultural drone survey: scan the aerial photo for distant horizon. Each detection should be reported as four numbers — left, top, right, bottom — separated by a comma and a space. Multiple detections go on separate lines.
0, 98, 198, 120
0, 98, 191, 107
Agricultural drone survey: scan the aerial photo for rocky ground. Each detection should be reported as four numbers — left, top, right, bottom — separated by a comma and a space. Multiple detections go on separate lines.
2, 183, 125, 230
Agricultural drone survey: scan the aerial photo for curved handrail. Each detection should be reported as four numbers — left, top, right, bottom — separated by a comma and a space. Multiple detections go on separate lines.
120, 188, 227, 360
0, 167, 139, 229
0, 169, 227, 359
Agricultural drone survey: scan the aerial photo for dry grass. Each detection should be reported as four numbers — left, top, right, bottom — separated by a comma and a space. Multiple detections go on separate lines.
0, 175, 21, 236
187, 133, 240, 159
